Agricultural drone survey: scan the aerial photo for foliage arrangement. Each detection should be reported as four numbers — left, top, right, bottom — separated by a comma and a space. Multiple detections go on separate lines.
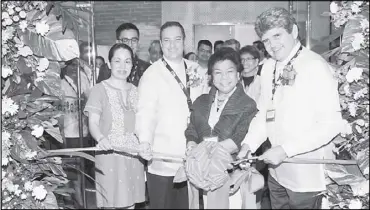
1, 1, 93, 208
320, 1, 369, 209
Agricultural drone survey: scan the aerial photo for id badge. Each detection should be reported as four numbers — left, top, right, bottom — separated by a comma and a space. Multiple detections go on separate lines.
266, 109, 276, 122
203, 136, 218, 142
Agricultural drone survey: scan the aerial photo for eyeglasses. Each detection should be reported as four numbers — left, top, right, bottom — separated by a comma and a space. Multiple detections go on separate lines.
120, 38, 139, 45
241, 57, 256, 63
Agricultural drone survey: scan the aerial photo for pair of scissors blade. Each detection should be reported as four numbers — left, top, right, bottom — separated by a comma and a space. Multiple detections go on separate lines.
232, 156, 259, 165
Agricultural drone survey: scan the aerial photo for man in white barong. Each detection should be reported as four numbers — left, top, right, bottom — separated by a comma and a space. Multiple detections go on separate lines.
237, 7, 344, 209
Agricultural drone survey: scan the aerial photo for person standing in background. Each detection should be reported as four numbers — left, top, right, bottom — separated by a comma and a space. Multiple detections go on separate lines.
60, 41, 93, 209
214, 40, 224, 53
223, 39, 241, 51
253, 40, 270, 71
196, 39, 213, 93
148, 40, 163, 64
136, 21, 203, 209
97, 23, 150, 86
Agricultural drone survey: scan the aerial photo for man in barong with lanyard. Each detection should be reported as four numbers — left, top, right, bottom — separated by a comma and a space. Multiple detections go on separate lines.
237, 7, 343, 209
136, 21, 203, 209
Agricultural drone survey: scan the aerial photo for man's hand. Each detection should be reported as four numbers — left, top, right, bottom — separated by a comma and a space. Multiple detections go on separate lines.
139, 142, 153, 161
258, 145, 287, 165
237, 144, 252, 160
186, 141, 197, 156
97, 137, 112, 151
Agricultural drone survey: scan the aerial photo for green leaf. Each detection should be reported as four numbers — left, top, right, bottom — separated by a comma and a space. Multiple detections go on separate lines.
341, 15, 365, 53
356, 147, 369, 176
43, 176, 69, 185
49, 163, 67, 177
16, 57, 32, 74
42, 191, 59, 209
40, 151, 95, 163
21, 11, 79, 61
20, 130, 39, 150
34, 62, 63, 98
325, 164, 366, 186
53, 187, 75, 196
45, 127, 64, 144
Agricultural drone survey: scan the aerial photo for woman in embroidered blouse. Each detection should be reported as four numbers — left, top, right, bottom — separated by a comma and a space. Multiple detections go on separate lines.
240, 45, 262, 104
185, 47, 258, 208
84, 43, 145, 209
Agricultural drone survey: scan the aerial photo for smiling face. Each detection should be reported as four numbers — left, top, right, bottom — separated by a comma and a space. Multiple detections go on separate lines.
160, 26, 184, 61
241, 52, 259, 75
197, 44, 212, 63
261, 25, 298, 62
212, 60, 240, 95
110, 48, 133, 81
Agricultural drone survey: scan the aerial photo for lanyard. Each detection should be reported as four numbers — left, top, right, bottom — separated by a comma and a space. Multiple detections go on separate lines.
162, 58, 192, 111
271, 45, 303, 100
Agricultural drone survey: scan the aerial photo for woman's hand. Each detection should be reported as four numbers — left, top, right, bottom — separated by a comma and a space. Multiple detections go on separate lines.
97, 137, 112, 151
139, 142, 153, 161
186, 141, 197, 156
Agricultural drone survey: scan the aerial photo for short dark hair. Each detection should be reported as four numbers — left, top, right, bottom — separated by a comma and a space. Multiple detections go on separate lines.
115, 23, 140, 40
108, 43, 134, 63
239, 45, 260, 62
208, 47, 243, 76
96, 56, 105, 63
214, 40, 224, 51
160, 21, 186, 40
148, 40, 161, 52
197, 40, 212, 50
223, 39, 241, 51
79, 41, 92, 54
184, 52, 196, 59
255, 7, 296, 38
253, 40, 270, 58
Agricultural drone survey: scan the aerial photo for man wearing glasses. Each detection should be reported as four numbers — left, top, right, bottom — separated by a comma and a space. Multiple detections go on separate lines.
115, 23, 150, 87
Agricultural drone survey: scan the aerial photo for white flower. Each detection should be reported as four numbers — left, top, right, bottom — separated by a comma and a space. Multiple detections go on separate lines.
340, 119, 353, 136
351, 180, 369, 196
2, 131, 12, 150
354, 1, 363, 6
2, 27, 15, 45
14, 189, 22, 196
15, 7, 22, 12
367, 105, 369, 113
355, 125, 362, 133
19, 11, 27, 19
4, 18, 13, 26
351, 3, 362, 13
2, 96, 19, 116
24, 181, 33, 191
346, 67, 363, 83
354, 88, 367, 99
2, 65, 13, 78
19, 20, 27, 32
32, 185, 47, 200
330, 2, 339, 13
2, 12, 10, 19
360, 19, 369, 30
343, 84, 351, 95
35, 21, 50, 36
20, 193, 27, 200
348, 199, 362, 209
2, 157, 10, 166
352, 33, 365, 51
18, 45, 33, 57
12, 15, 19, 22
348, 102, 357, 117
35, 72, 46, 82
37, 57, 49, 72
2, 169, 6, 178
7, 8, 15, 15
31, 125, 44, 138
356, 119, 365, 126
25, 151, 38, 159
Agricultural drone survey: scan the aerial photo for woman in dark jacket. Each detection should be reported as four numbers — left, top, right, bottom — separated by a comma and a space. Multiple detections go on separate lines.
185, 47, 258, 208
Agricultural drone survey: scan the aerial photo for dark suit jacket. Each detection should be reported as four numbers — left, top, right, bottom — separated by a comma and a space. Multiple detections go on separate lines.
185, 83, 258, 155
96, 56, 150, 86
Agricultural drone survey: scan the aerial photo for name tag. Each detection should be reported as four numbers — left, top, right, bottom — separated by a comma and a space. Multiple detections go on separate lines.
204, 136, 218, 142
266, 109, 275, 122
